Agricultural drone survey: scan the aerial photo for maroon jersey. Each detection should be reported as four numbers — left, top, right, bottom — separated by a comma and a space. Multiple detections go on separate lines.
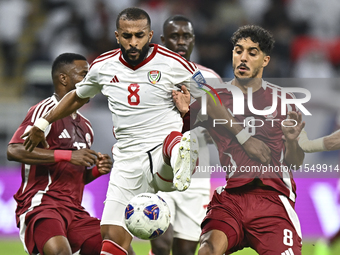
193, 81, 298, 201
9, 95, 94, 225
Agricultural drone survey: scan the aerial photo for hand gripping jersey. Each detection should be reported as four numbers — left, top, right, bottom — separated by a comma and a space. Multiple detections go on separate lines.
75, 44, 204, 155
193, 80, 298, 201
9, 95, 94, 225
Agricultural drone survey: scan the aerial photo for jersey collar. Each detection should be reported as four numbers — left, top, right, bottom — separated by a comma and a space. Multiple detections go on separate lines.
119, 43, 158, 70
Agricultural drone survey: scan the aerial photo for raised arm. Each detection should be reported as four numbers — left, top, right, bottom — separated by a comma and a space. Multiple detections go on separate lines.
299, 128, 340, 152
21, 90, 89, 152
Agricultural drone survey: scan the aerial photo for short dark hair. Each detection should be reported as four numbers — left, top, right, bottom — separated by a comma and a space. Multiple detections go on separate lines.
51, 53, 86, 77
116, 7, 151, 30
162, 15, 193, 34
231, 25, 275, 55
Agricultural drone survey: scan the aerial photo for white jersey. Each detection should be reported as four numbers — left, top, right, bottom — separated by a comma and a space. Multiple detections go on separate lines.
186, 64, 223, 194
76, 44, 204, 154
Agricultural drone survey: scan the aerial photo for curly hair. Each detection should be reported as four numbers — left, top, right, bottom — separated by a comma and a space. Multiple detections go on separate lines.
231, 25, 275, 55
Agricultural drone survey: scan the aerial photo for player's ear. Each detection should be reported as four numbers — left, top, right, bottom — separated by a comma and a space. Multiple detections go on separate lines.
148, 30, 154, 43
160, 35, 165, 45
115, 31, 119, 44
59, 73, 68, 86
262, 55, 270, 68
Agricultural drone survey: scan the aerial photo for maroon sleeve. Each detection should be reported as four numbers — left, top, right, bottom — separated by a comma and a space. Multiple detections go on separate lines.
9, 97, 56, 145
9, 107, 35, 144
181, 111, 190, 133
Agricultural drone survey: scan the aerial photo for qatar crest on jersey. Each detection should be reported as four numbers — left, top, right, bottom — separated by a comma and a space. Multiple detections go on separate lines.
263, 106, 278, 119
148, 70, 161, 84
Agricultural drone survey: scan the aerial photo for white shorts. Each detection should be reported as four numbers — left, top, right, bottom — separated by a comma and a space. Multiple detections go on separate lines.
101, 144, 174, 232
157, 190, 210, 241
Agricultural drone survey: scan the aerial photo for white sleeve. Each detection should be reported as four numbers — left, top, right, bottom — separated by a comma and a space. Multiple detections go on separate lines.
173, 68, 206, 99
189, 70, 210, 98
75, 65, 102, 99
179, 64, 225, 99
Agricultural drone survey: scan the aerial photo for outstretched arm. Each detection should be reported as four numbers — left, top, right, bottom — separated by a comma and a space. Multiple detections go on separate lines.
299, 128, 340, 152
324, 130, 340, 151
21, 90, 89, 152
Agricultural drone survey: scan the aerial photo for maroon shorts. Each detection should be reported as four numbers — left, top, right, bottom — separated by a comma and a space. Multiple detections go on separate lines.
20, 206, 101, 254
201, 186, 302, 255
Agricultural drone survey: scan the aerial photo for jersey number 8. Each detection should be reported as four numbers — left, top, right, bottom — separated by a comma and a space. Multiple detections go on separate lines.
128, 84, 140, 105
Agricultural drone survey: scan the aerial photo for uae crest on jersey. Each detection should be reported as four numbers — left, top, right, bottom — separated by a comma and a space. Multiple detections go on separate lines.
148, 70, 161, 84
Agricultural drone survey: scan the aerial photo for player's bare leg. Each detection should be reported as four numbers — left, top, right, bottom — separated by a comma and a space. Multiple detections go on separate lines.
172, 238, 198, 255
150, 224, 173, 255
43, 236, 72, 255
198, 230, 228, 255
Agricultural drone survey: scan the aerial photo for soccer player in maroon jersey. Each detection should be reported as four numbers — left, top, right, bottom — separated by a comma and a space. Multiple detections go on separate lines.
7, 53, 112, 255
194, 25, 306, 254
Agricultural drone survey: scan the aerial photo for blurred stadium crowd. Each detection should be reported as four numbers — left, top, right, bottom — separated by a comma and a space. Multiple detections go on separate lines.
1, 0, 340, 97
1, 0, 340, 166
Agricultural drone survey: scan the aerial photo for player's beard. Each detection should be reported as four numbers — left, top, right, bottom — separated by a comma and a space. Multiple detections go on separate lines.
233, 64, 261, 85
120, 43, 150, 66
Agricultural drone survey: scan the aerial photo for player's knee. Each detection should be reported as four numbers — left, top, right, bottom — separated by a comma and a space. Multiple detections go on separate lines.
198, 238, 223, 255
43, 241, 72, 255
41, 235, 72, 255
198, 242, 212, 255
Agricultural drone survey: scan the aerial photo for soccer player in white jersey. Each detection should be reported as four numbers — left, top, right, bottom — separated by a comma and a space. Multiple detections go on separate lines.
21, 7, 273, 255
149, 15, 222, 255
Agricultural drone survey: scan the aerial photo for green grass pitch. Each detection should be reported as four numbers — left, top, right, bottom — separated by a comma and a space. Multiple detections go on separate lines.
2, 238, 340, 254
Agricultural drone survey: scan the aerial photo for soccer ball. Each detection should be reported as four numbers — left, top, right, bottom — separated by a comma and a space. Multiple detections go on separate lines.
124, 193, 171, 240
